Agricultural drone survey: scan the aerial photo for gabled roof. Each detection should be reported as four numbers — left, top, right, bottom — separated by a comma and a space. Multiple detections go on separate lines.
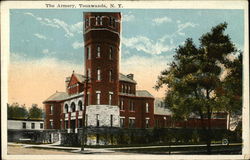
136, 90, 154, 98
74, 73, 85, 83
119, 73, 137, 84
43, 92, 68, 103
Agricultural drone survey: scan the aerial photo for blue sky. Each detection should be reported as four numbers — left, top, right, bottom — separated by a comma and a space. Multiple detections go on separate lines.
10, 9, 244, 64
9, 9, 244, 107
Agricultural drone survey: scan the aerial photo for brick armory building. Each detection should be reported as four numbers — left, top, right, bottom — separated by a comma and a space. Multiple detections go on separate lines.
43, 12, 227, 145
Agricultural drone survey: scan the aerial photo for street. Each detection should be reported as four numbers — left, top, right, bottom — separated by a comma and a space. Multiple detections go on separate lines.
7, 143, 242, 155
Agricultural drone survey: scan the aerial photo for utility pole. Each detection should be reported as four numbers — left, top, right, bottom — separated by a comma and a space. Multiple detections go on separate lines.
81, 75, 90, 151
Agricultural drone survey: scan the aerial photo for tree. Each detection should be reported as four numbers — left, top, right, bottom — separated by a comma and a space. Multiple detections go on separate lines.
155, 22, 240, 154
7, 103, 29, 119
28, 104, 43, 119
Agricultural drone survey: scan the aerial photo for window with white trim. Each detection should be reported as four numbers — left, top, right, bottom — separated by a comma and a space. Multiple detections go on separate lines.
97, 45, 101, 58
96, 92, 100, 105
109, 92, 113, 105
120, 117, 125, 127
129, 118, 135, 128
50, 105, 54, 115
146, 103, 149, 113
109, 46, 113, 60
86, 46, 91, 60
97, 69, 101, 81
145, 118, 150, 128
109, 70, 113, 82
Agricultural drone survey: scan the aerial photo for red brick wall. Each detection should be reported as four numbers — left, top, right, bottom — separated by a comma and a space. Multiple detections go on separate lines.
119, 95, 154, 129
44, 102, 63, 129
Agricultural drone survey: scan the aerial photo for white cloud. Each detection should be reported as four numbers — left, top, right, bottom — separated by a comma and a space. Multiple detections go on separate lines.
152, 16, 172, 25
123, 13, 135, 22
34, 33, 47, 40
122, 35, 175, 55
176, 22, 198, 36
24, 12, 83, 38
72, 41, 84, 49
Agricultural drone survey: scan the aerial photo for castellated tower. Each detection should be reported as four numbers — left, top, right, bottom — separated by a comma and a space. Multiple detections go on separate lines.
84, 12, 121, 106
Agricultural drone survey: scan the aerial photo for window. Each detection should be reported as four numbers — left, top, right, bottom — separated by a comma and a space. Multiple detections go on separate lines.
96, 92, 100, 105
78, 101, 83, 111
109, 70, 113, 82
65, 104, 69, 113
40, 123, 43, 129
50, 121, 53, 129
109, 47, 113, 60
121, 85, 124, 93
22, 122, 26, 129
109, 92, 113, 105
110, 115, 113, 127
128, 86, 131, 94
50, 105, 54, 114
145, 118, 150, 128
31, 123, 35, 129
97, 45, 101, 58
95, 16, 102, 25
125, 85, 127, 93
85, 18, 89, 27
129, 118, 135, 128
71, 102, 76, 112
120, 117, 125, 127
96, 114, 100, 127
146, 103, 149, 113
120, 100, 124, 110
130, 101, 135, 112
109, 17, 112, 26
97, 69, 101, 81
86, 46, 91, 60
113, 18, 116, 27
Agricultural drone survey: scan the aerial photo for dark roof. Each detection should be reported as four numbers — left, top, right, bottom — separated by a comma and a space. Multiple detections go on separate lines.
136, 90, 154, 98
119, 73, 137, 84
43, 92, 68, 103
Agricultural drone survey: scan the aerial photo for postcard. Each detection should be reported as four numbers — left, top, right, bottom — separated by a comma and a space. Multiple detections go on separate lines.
1, 1, 249, 160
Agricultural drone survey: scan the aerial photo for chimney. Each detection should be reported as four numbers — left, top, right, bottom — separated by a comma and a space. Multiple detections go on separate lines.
127, 73, 134, 80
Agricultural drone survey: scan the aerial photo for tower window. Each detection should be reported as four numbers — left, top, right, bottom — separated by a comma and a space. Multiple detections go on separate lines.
86, 46, 91, 60
85, 18, 89, 28
109, 70, 113, 82
109, 92, 113, 105
97, 45, 101, 58
109, 47, 113, 60
146, 103, 149, 113
95, 16, 102, 25
113, 18, 116, 28
96, 92, 101, 105
97, 69, 101, 81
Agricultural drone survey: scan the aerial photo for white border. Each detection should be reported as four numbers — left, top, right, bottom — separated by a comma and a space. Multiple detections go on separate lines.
1, 1, 249, 160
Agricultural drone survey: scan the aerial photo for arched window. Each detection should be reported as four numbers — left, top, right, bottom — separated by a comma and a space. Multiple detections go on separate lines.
65, 104, 69, 113
71, 102, 76, 112
78, 101, 83, 111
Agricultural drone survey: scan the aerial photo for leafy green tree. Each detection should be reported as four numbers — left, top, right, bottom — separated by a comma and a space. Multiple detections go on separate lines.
7, 103, 29, 119
28, 104, 43, 119
155, 23, 240, 154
